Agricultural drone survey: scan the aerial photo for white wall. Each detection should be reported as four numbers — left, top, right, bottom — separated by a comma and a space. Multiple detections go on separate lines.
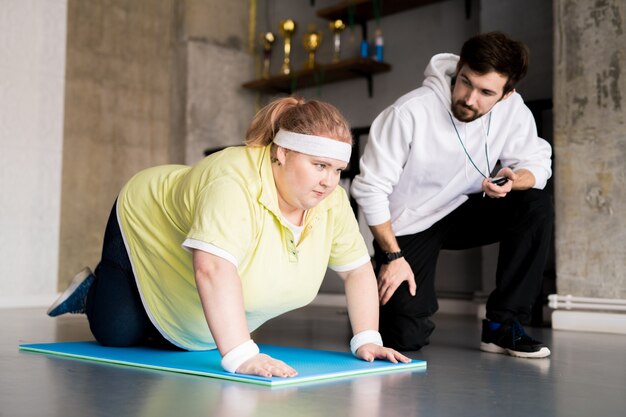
0, 0, 67, 307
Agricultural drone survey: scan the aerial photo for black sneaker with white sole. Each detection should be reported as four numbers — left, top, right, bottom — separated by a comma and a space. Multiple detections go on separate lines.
480, 319, 551, 358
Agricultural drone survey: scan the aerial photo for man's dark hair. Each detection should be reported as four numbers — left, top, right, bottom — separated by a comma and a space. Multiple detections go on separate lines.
458, 32, 529, 95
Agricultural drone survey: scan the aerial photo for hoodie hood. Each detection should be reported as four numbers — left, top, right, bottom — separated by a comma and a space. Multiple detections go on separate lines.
422, 53, 459, 108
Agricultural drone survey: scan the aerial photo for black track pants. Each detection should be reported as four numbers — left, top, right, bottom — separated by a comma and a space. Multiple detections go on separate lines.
374, 189, 554, 351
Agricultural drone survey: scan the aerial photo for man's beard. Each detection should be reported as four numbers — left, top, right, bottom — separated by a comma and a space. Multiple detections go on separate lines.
451, 100, 483, 122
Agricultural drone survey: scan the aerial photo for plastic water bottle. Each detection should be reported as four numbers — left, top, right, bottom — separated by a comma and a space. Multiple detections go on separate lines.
374, 29, 383, 61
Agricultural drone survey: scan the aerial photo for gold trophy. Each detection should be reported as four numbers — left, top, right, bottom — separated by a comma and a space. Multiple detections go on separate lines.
279, 19, 296, 75
330, 19, 345, 63
302, 25, 322, 70
261, 32, 275, 79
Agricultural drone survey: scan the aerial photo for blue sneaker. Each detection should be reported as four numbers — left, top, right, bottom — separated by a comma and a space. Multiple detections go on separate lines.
47, 267, 95, 317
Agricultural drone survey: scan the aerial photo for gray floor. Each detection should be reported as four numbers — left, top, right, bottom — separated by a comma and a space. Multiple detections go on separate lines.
3, 305, 625, 417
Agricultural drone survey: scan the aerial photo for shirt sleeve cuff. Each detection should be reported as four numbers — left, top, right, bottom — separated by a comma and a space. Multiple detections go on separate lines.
182, 238, 239, 268
329, 254, 371, 272
514, 166, 549, 190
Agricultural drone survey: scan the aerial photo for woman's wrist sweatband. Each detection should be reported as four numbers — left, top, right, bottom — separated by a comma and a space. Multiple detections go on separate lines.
220, 339, 260, 373
350, 330, 383, 356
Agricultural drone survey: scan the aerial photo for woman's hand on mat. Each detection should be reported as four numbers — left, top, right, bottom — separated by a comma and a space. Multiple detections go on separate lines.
237, 353, 298, 378
378, 257, 416, 305
356, 344, 411, 364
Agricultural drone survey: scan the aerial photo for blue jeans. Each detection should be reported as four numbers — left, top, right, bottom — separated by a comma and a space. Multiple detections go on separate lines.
86, 202, 173, 348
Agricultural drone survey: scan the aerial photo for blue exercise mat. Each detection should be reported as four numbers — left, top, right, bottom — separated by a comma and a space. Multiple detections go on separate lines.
19, 342, 426, 387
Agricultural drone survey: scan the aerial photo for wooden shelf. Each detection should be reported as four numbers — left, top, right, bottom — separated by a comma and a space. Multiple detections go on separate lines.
243, 0, 470, 96
317, 0, 472, 23
242, 57, 391, 96
316, 0, 444, 23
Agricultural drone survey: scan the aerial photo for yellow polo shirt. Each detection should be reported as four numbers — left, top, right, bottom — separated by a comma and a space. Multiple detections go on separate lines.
117, 145, 369, 350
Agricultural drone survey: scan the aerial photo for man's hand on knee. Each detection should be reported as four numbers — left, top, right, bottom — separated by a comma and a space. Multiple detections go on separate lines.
377, 258, 416, 305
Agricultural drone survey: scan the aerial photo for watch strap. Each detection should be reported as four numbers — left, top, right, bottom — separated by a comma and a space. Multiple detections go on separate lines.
384, 250, 404, 263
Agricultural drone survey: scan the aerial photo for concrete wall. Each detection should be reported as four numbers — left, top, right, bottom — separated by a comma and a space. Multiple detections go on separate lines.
184, 43, 255, 165
57, 0, 255, 287
58, 0, 178, 287
181, 0, 255, 165
0, 0, 67, 307
554, 0, 625, 299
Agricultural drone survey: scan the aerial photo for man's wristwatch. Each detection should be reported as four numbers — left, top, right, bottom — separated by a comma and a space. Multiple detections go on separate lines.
383, 250, 404, 263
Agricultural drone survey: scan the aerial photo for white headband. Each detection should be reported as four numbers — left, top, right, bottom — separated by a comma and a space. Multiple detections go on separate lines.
273, 129, 352, 163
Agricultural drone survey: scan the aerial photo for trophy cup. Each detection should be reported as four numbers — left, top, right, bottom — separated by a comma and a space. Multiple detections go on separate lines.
279, 19, 296, 75
330, 19, 345, 63
302, 25, 322, 70
261, 32, 275, 79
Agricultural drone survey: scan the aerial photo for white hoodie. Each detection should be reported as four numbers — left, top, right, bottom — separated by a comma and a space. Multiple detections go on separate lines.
351, 53, 552, 236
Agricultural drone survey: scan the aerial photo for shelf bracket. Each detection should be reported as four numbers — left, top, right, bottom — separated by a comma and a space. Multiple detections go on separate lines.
349, 64, 381, 98
360, 20, 368, 41
366, 74, 373, 97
